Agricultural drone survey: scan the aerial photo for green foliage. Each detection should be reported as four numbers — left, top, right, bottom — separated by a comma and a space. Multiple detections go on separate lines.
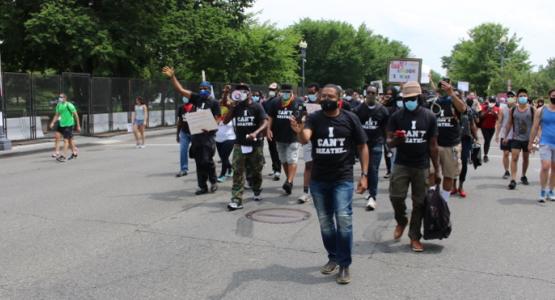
290, 19, 410, 89
442, 23, 531, 95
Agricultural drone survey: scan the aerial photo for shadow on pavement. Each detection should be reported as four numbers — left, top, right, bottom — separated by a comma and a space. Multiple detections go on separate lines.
475, 183, 509, 190
208, 265, 329, 300
355, 239, 444, 255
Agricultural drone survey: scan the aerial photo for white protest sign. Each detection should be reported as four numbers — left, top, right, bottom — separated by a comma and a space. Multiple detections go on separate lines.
420, 65, 431, 84
185, 109, 218, 135
305, 103, 321, 114
387, 59, 422, 83
457, 81, 469, 92
370, 80, 384, 94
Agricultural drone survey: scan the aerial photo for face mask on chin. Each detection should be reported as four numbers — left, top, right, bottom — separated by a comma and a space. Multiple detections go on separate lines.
307, 94, 317, 102
268, 91, 276, 97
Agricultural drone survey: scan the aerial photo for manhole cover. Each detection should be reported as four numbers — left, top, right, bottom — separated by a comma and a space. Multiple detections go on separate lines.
246, 208, 311, 224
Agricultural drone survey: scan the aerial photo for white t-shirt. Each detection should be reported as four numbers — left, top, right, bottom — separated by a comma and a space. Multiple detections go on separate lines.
215, 121, 236, 142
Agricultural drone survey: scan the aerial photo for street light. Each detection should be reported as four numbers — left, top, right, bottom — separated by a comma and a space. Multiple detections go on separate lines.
299, 40, 307, 96
0, 39, 12, 151
498, 36, 509, 91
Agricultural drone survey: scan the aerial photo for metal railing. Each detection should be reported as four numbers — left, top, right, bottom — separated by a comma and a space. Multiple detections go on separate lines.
0, 72, 280, 141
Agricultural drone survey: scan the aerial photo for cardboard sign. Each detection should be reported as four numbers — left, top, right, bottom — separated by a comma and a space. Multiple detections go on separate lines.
458, 81, 469, 92
387, 59, 422, 83
185, 109, 218, 135
370, 80, 384, 94
305, 103, 322, 114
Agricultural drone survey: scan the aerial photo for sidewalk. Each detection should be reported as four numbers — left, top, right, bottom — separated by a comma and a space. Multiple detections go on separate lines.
0, 127, 176, 158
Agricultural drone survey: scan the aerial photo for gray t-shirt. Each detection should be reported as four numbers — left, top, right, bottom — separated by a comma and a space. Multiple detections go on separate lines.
512, 106, 533, 142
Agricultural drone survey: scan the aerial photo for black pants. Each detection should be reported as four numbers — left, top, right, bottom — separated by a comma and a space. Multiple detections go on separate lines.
216, 139, 235, 177
384, 144, 392, 173
191, 135, 217, 189
267, 138, 281, 173
481, 128, 495, 156
459, 136, 473, 183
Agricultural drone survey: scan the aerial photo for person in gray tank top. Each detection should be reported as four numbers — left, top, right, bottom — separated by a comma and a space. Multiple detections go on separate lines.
495, 92, 516, 179
503, 88, 533, 189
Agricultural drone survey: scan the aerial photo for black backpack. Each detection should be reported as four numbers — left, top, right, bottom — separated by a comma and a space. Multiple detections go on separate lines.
423, 186, 452, 240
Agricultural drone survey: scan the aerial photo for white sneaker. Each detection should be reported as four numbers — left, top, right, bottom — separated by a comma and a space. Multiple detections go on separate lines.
297, 193, 312, 204
365, 196, 376, 211
227, 201, 243, 211
253, 191, 262, 202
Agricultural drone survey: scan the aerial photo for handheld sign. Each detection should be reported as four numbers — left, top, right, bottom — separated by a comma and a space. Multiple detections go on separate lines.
305, 103, 322, 115
457, 81, 469, 92
387, 58, 423, 83
185, 110, 218, 135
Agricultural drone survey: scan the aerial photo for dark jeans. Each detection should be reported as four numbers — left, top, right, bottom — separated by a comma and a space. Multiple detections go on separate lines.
310, 180, 354, 267
459, 136, 473, 183
267, 138, 281, 173
384, 144, 392, 173
367, 143, 383, 198
179, 131, 191, 172
216, 139, 235, 177
481, 127, 495, 156
191, 135, 217, 190
389, 164, 428, 240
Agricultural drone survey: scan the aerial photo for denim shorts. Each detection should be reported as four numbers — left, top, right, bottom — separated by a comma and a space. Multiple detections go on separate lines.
539, 144, 555, 162
134, 119, 145, 126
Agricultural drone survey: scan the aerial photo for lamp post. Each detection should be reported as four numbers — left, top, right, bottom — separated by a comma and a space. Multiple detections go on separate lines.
299, 40, 307, 96
0, 40, 12, 151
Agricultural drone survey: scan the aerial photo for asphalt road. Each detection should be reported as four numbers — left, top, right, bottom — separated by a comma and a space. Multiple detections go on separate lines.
1, 132, 554, 299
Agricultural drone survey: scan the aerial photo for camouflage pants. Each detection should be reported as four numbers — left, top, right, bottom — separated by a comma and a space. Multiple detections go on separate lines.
231, 145, 264, 203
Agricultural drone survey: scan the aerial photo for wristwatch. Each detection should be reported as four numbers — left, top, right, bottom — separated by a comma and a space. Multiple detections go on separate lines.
361, 172, 368, 177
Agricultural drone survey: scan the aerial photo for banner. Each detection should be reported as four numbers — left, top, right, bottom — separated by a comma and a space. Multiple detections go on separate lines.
387, 58, 422, 83
370, 80, 384, 94
457, 81, 469, 92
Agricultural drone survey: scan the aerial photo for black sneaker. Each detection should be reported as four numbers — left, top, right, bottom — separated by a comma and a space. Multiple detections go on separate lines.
195, 188, 208, 195
508, 180, 517, 190
68, 152, 78, 160
253, 190, 262, 201
384, 172, 391, 179
502, 171, 510, 179
521, 176, 529, 185
210, 183, 218, 193
282, 181, 293, 195
483, 155, 489, 163
175, 171, 188, 177
56, 155, 66, 162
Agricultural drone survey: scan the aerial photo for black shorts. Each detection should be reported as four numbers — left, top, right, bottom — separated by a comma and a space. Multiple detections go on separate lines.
500, 139, 511, 151
59, 126, 74, 139
510, 140, 529, 153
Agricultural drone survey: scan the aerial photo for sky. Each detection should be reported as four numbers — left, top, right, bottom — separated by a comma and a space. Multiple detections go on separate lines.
248, 0, 554, 76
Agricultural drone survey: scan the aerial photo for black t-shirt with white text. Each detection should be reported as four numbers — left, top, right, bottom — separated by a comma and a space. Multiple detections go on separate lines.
387, 107, 438, 169
268, 98, 305, 143
305, 110, 368, 182
231, 101, 267, 147
353, 103, 389, 146
436, 97, 462, 146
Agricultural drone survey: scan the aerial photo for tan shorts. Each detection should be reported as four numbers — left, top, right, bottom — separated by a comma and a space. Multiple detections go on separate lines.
435, 144, 461, 179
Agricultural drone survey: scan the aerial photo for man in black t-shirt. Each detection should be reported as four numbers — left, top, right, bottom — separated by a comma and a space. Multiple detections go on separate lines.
267, 83, 305, 195
434, 80, 467, 202
386, 81, 440, 253
353, 86, 389, 211
262, 82, 282, 181
222, 83, 268, 210
163, 67, 221, 195
290, 84, 369, 285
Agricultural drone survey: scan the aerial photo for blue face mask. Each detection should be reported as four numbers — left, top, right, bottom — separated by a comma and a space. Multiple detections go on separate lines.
199, 89, 210, 98
182, 97, 189, 104
518, 96, 528, 105
396, 100, 404, 108
281, 93, 291, 101
252, 96, 260, 102
404, 100, 418, 111
307, 94, 317, 102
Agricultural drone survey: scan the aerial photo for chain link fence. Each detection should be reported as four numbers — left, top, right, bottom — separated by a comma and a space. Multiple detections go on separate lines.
0, 72, 291, 141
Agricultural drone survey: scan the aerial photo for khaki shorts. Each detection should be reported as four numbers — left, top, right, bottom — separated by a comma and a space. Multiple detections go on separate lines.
276, 142, 301, 164
434, 144, 461, 179
303, 143, 313, 162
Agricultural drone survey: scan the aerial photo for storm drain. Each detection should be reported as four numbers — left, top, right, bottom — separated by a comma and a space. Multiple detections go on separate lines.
245, 208, 311, 224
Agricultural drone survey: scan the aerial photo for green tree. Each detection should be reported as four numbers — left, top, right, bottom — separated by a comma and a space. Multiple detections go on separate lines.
442, 23, 531, 96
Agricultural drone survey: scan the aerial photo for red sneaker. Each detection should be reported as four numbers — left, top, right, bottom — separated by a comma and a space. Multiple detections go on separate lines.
459, 190, 467, 198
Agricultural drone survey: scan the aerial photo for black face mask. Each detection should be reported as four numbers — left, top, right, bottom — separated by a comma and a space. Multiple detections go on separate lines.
466, 99, 474, 106
550, 97, 555, 104
321, 98, 338, 112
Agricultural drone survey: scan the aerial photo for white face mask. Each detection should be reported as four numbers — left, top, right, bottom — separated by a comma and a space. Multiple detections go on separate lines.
268, 91, 276, 97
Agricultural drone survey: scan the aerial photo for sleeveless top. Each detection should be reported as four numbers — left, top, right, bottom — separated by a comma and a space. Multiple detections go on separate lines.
540, 107, 555, 147
135, 105, 145, 121
512, 107, 532, 142
500, 106, 513, 140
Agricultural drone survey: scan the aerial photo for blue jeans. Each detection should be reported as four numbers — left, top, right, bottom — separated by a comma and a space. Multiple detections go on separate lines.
310, 180, 354, 267
367, 143, 383, 198
179, 131, 191, 172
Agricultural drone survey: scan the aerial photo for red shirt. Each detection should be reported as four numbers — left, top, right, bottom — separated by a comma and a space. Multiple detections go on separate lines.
480, 104, 499, 129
